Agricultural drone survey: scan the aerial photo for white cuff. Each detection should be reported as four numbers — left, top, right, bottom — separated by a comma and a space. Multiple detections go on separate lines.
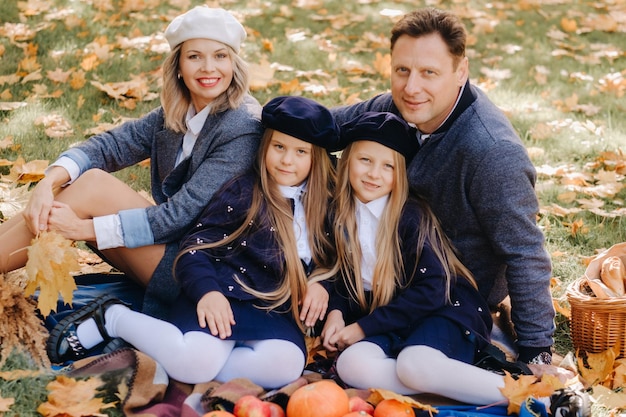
93, 214, 124, 249
47, 156, 80, 185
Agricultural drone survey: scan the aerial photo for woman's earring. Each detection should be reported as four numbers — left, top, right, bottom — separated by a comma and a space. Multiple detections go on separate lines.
177, 73, 181, 79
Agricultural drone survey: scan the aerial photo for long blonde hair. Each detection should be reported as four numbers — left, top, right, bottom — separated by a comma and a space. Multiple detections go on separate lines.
161, 43, 250, 133
331, 142, 475, 312
175, 128, 335, 329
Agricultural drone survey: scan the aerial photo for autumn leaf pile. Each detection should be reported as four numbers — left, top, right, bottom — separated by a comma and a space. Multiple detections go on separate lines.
0, 276, 49, 369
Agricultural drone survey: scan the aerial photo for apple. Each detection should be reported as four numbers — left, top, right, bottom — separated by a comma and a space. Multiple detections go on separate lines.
348, 396, 375, 415
233, 395, 271, 417
267, 402, 285, 417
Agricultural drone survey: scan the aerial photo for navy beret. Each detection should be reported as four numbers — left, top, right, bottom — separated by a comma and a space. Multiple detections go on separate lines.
262, 96, 340, 151
339, 112, 419, 163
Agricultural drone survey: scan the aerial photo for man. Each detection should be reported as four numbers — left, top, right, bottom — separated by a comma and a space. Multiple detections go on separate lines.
331, 7, 555, 364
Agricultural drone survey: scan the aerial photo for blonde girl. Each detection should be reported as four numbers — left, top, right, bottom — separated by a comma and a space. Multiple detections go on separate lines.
48, 96, 339, 389
321, 112, 588, 416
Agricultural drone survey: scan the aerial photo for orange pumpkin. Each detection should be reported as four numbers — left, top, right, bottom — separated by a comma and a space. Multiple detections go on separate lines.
373, 399, 415, 417
286, 380, 350, 417
203, 411, 236, 417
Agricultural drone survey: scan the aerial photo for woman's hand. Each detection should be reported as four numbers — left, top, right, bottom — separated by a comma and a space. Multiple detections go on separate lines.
197, 291, 235, 339
23, 178, 57, 235
47, 201, 95, 241
300, 282, 329, 328
23, 166, 70, 235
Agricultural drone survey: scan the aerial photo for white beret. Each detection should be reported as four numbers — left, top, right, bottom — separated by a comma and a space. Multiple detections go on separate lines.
164, 6, 246, 53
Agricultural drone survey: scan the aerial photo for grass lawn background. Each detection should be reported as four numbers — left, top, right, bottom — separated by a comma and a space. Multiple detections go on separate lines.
0, 0, 625, 415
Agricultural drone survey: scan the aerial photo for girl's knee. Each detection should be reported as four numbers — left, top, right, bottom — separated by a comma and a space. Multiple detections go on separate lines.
397, 345, 446, 388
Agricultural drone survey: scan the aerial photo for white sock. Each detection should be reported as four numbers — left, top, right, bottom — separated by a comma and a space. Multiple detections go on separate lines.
75, 318, 104, 350
74, 304, 130, 349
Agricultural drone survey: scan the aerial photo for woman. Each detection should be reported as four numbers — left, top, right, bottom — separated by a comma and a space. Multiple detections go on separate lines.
0, 6, 263, 318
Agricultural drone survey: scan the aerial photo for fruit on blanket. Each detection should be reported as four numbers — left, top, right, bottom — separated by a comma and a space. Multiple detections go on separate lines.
373, 399, 415, 417
342, 412, 373, 417
286, 380, 350, 417
234, 395, 271, 417
348, 396, 375, 414
203, 412, 236, 417
267, 402, 286, 417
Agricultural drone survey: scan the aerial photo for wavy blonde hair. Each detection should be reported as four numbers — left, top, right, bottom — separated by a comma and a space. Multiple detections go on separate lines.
160, 43, 250, 133
330, 142, 475, 312
175, 128, 336, 330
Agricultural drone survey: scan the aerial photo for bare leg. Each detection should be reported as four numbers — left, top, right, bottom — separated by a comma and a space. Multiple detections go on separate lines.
0, 169, 165, 285
0, 214, 34, 272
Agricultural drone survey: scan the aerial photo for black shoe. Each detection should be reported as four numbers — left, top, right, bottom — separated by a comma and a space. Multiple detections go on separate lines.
46, 294, 128, 364
101, 337, 133, 354
550, 388, 591, 417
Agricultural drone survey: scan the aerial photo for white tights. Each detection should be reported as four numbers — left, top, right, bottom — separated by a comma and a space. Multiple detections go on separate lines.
337, 342, 507, 405
77, 305, 305, 388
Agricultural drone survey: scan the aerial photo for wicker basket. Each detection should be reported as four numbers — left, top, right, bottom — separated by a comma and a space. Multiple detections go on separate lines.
567, 277, 626, 358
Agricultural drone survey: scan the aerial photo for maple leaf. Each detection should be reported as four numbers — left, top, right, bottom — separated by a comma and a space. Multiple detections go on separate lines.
24, 231, 79, 317
367, 387, 437, 412
498, 371, 563, 415
0, 181, 31, 219
46, 68, 72, 83
577, 348, 616, 387
38, 375, 116, 417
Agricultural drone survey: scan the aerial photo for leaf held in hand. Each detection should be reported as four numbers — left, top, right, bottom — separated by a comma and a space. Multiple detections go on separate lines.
24, 231, 79, 316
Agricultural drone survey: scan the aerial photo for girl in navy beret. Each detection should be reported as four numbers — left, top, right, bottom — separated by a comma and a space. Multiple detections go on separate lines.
47, 96, 339, 389
321, 112, 501, 403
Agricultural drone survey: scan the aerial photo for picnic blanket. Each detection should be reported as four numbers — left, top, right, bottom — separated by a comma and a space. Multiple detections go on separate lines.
63, 347, 548, 417
66, 348, 344, 416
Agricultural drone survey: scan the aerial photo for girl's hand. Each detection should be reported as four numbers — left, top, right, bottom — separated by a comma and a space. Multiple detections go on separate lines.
47, 201, 95, 241
321, 310, 345, 351
330, 323, 365, 351
300, 282, 329, 327
197, 291, 235, 339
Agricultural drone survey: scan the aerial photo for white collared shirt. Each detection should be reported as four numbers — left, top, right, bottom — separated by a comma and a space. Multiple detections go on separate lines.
355, 194, 389, 290
93, 103, 212, 250
279, 182, 311, 265
410, 83, 466, 144
176, 104, 212, 165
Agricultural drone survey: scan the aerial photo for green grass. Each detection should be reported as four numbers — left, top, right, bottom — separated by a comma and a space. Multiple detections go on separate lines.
1, 0, 625, 414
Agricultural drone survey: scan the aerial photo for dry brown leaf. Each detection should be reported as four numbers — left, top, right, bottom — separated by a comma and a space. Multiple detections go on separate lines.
24, 231, 79, 317
499, 371, 565, 415
38, 375, 116, 417
0, 368, 46, 380
0, 395, 15, 412
592, 385, 626, 411
611, 359, 626, 389
367, 387, 437, 412
6, 156, 48, 183
577, 348, 616, 387
0, 277, 50, 368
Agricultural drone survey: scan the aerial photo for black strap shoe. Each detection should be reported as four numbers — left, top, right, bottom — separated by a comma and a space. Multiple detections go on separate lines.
46, 294, 129, 364
550, 388, 591, 417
